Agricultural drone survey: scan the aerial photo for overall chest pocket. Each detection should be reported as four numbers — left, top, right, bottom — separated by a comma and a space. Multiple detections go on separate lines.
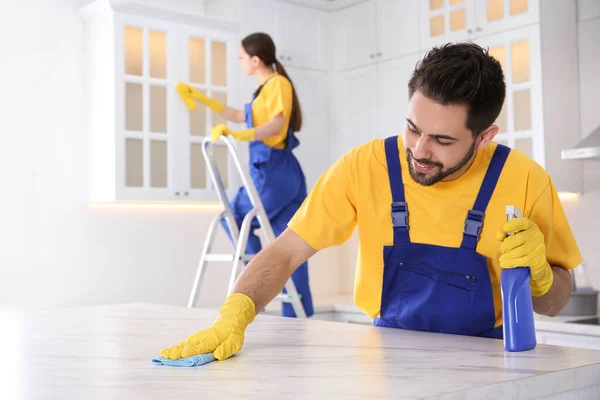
395, 261, 477, 335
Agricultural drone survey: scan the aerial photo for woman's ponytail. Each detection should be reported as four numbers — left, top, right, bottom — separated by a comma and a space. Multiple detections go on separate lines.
274, 60, 302, 133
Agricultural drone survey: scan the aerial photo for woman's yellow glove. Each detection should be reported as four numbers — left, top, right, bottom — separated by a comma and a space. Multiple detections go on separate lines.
160, 293, 256, 361
210, 123, 255, 142
176, 82, 225, 114
496, 217, 554, 296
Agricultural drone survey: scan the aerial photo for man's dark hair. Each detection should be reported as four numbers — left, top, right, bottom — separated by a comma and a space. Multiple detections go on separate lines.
408, 42, 506, 137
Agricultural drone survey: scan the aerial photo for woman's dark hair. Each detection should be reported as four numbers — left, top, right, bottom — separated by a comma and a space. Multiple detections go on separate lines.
408, 42, 506, 137
242, 32, 303, 132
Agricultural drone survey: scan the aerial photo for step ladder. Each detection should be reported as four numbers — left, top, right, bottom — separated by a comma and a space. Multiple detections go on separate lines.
187, 135, 306, 319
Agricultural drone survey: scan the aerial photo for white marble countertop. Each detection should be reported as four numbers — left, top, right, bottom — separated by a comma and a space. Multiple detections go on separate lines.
6, 302, 600, 399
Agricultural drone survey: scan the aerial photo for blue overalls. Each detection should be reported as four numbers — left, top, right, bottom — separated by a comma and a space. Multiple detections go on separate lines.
221, 78, 314, 318
373, 136, 510, 339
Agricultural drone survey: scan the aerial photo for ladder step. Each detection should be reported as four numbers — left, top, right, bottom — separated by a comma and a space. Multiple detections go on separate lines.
205, 254, 255, 262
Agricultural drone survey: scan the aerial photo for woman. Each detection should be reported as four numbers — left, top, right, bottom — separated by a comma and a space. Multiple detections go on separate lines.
177, 32, 313, 318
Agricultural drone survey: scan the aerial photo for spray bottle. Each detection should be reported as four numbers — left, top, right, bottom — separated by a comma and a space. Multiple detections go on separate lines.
501, 205, 537, 352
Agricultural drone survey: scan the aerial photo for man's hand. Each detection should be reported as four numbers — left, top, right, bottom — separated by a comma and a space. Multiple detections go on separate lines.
160, 293, 255, 361
496, 217, 554, 296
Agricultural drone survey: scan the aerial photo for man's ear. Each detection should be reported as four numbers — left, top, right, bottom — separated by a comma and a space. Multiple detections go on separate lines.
477, 125, 499, 149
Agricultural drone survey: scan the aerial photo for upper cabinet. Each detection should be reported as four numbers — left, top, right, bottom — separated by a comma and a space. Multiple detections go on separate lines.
79, 0, 240, 202
274, 2, 327, 70
334, 0, 420, 71
418, 0, 581, 193
473, 25, 544, 168
238, 0, 328, 71
420, 0, 539, 50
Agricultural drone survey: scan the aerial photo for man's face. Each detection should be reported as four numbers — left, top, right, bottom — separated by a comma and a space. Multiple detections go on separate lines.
403, 90, 485, 187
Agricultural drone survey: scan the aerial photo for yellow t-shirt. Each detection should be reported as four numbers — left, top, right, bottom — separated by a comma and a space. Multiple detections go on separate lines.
250, 73, 293, 150
288, 136, 582, 327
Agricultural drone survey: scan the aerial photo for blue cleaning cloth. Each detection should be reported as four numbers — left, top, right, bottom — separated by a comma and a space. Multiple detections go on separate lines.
152, 353, 216, 367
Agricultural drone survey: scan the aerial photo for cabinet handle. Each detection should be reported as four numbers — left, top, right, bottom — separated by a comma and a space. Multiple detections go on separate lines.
287, 56, 292, 61
467, 29, 473, 34
370, 54, 375, 59
175, 192, 180, 196
475, 27, 482, 32
377, 52, 382, 57
184, 192, 189, 196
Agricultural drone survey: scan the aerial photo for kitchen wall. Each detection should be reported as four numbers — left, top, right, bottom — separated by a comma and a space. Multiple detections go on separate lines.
0, 0, 342, 310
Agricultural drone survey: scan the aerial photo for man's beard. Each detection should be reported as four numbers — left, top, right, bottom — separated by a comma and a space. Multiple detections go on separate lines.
406, 140, 477, 187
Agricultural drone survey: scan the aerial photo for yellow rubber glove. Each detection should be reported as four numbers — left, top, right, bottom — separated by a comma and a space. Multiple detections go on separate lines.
176, 82, 197, 111
160, 293, 256, 361
176, 82, 226, 114
496, 217, 554, 297
210, 123, 255, 142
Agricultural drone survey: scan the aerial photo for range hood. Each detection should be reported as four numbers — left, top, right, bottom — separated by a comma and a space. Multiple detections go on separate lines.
562, 125, 600, 160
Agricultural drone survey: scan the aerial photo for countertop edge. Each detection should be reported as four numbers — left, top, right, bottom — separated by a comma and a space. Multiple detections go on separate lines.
434, 363, 600, 399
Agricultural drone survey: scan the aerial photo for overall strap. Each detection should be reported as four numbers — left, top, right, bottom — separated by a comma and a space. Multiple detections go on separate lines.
461, 144, 511, 250
384, 136, 410, 245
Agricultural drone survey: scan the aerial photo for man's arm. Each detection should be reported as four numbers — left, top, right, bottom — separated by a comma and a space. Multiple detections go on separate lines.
160, 229, 317, 361
532, 265, 572, 317
233, 228, 317, 314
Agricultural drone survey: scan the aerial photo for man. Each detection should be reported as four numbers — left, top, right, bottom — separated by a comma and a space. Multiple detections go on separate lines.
161, 43, 582, 361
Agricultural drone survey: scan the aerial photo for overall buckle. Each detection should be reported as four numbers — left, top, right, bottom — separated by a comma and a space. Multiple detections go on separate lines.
391, 201, 409, 228
464, 209, 484, 237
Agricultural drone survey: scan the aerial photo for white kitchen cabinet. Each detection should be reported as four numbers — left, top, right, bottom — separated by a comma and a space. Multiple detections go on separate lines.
334, 65, 378, 160
334, 0, 420, 71
332, 53, 420, 160
79, 0, 240, 202
275, 2, 327, 71
376, 54, 421, 139
238, 0, 276, 39
474, 25, 545, 167
419, 0, 476, 50
376, 0, 421, 63
420, 0, 539, 50
288, 68, 331, 190
474, 2, 583, 194
401, 1, 583, 193
334, 1, 378, 71
536, 331, 600, 351
238, 0, 328, 71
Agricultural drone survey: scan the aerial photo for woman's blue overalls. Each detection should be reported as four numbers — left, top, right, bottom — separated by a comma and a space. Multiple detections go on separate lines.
221, 78, 314, 318
373, 136, 510, 338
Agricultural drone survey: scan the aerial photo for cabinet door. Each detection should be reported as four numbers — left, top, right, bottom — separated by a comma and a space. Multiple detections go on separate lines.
117, 18, 179, 201
238, 0, 276, 40
287, 68, 330, 190
475, 25, 544, 167
419, 0, 476, 50
474, 0, 539, 38
275, 2, 326, 71
376, 0, 420, 61
176, 27, 239, 201
376, 53, 421, 138
333, 65, 378, 159
334, 1, 377, 71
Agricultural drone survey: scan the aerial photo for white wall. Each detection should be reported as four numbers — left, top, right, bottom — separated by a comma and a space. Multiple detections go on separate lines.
0, 0, 342, 310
